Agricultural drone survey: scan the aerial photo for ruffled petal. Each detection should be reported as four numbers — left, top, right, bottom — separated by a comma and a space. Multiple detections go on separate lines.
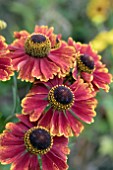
42, 154, 59, 170
93, 69, 112, 92
71, 98, 97, 123
81, 72, 93, 82
42, 151, 68, 170
10, 153, 31, 170
50, 110, 60, 136
29, 155, 40, 170
40, 57, 60, 81
66, 110, 84, 136
16, 114, 33, 128
59, 111, 73, 137
18, 57, 35, 82
52, 136, 70, 155
0, 145, 25, 164
5, 122, 26, 136
70, 78, 95, 100
38, 109, 53, 129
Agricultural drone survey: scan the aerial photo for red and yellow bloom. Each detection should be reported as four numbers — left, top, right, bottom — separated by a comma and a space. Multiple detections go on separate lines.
0, 114, 70, 170
0, 36, 14, 81
68, 38, 112, 92
22, 76, 97, 137
8, 25, 75, 82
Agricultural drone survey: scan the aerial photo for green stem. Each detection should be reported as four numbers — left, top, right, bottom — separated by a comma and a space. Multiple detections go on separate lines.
12, 74, 18, 114
5, 74, 20, 122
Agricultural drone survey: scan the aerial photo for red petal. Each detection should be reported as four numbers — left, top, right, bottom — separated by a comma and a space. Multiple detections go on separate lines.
42, 154, 59, 170
32, 59, 42, 80
50, 111, 60, 136
59, 111, 73, 137
0, 69, 9, 80
38, 109, 53, 129
0, 57, 11, 66
71, 98, 97, 123
18, 57, 35, 82
66, 110, 84, 136
93, 71, 112, 92
0, 145, 25, 164
40, 58, 60, 81
29, 155, 40, 170
16, 114, 33, 128
52, 136, 70, 156
43, 151, 68, 170
10, 153, 31, 170
5, 123, 25, 136
29, 105, 46, 122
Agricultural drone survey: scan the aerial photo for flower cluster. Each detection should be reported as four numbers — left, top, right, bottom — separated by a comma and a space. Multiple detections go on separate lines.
0, 25, 112, 170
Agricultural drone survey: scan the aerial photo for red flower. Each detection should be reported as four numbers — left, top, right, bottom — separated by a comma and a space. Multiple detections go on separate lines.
0, 114, 70, 170
68, 37, 112, 92
0, 36, 14, 81
8, 25, 75, 82
22, 76, 97, 137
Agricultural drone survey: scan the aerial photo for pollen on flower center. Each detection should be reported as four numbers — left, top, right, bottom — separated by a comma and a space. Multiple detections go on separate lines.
77, 54, 94, 73
24, 34, 51, 58
48, 85, 74, 111
24, 126, 53, 155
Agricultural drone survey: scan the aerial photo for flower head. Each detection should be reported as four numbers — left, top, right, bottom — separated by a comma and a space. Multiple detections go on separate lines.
22, 76, 97, 137
90, 31, 109, 52
86, 0, 111, 24
8, 25, 75, 82
0, 114, 70, 170
68, 38, 112, 92
0, 36, 14, 81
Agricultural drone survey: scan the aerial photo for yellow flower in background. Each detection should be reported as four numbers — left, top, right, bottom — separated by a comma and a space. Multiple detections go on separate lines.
86, 0, 111, 24
90, 31, 108, 52
90, 29, 113, 52
106, 29, 113, 45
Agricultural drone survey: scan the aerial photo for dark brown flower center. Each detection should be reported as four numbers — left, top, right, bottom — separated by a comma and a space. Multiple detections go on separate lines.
30, 128, 51, 150
97, 7, 102, 12
31, 34, 46, 43
24, 126, 53, 155
54, 86, 73, 105
77, 54, 94, 73
81, 55, 94, 70
48, 85, 74, 111
24, 34, 51, 58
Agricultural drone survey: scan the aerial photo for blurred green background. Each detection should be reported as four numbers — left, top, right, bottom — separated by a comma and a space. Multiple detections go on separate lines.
0, 0, 113, 169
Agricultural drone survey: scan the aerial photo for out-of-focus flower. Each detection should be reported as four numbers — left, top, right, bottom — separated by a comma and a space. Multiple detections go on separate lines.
68, 38, 112, 92
0, 20, 7, 30
86, 0, 111, 24
0, 114, 70, 170
106, 29, 113, 45
90, 31, 108, 52
90, 29, 113, 52
0, 36, 14, 81
8, 25, 75, 82
22, 76, 97, 137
